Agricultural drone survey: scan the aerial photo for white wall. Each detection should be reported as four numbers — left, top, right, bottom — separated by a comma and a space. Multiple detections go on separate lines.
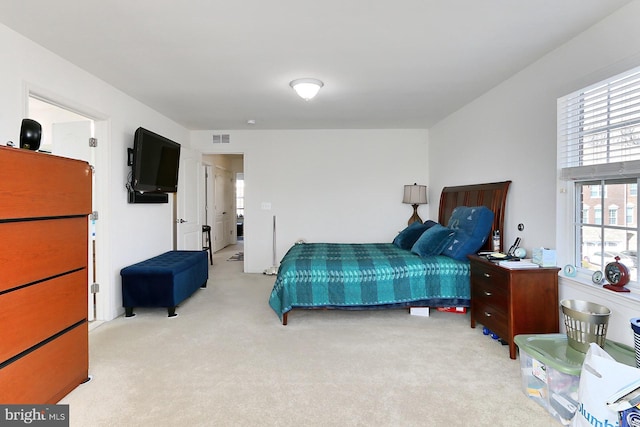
429, 1, 640, 346
191, 129, 429, 273
0, 24, 190, 321
6, 1, 638, 333
0, 23, 428, 319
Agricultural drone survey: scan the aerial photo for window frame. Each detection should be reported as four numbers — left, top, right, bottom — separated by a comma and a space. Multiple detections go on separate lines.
572, 179, 638, 287
559, 65, 640, 292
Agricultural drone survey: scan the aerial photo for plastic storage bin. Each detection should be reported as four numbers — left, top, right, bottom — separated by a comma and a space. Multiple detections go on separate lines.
515, 334, 635, 425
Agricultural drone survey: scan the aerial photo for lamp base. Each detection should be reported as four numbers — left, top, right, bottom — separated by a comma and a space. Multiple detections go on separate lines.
407, 204, 423, 226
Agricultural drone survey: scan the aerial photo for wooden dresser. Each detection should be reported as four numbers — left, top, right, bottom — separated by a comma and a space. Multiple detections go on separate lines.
468, 255, 560, 359
0, 146, 92, 403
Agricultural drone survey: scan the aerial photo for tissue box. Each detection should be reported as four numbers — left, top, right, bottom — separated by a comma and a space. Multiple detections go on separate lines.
532, 248, 557, 267
410, 307, 430, 317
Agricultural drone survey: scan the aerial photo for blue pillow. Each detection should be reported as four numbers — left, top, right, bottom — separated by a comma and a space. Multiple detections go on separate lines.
393, 221, 436, 250
411, 223, 456, 257
442, 206, 495, 261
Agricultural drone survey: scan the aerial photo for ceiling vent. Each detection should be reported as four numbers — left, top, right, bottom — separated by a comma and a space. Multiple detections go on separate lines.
212, 134, 230, 144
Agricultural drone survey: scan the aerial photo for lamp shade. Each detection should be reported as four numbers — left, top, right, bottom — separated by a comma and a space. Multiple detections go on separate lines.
403, 184, 428, 205
290, 78, 324, 100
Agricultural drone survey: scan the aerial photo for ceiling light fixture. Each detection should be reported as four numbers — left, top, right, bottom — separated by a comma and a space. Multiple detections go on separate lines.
289, 78, 324, 101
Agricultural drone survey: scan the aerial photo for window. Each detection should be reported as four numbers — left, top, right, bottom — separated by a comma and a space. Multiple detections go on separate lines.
559, 67, 640, 176
576, 181, 637, 280
594, 205, 602, 225
591, 186, 602, 198
236, 173, 244, 218
609, 205, 618, 225
559, 65, 640, 286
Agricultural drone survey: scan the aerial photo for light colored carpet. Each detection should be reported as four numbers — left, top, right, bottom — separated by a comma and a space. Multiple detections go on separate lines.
227, 251, 244, 261
60, 244, 557, 426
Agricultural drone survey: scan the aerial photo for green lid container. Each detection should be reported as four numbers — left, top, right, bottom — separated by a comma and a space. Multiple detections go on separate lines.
514, 333, 635, 375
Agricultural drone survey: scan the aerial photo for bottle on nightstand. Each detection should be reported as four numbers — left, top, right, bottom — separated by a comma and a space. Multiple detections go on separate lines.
492, 230, 500, 252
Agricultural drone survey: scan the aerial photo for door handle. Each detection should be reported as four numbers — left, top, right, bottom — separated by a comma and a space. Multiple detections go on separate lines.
177, 219, 187, 223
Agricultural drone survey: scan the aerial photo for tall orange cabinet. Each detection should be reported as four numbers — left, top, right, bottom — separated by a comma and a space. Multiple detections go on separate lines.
0, 146, 91, 403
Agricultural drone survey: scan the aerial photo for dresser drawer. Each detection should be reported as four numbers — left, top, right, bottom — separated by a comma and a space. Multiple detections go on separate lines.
0, 322, 88, 404
470, 262, 509, 287
473, 300, 509, 338
0, 270, 87, 363
0, 146, 91, 219
0, 217, 88, 293
471, 278, 508, 312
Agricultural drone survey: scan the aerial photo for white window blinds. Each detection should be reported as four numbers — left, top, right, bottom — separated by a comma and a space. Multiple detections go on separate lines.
558, 66, 640, 180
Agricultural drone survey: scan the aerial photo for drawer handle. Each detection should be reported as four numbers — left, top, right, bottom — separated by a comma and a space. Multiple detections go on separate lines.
483, 291, 493, 296
483, 273, 491, 278
484, 311, 492, 317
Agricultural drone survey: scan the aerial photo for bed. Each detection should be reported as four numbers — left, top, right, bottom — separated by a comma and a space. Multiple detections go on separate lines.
268, 180, 511, 324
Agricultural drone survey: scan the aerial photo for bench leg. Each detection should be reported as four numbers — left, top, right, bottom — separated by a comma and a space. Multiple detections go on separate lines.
168, 306, 177, 317
125, 307, 135, 317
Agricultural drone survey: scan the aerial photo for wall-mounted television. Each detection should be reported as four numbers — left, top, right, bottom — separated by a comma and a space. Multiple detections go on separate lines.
131, 127, 181, 194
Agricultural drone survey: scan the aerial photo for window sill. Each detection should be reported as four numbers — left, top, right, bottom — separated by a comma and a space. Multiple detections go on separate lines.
559, 273, 640, 309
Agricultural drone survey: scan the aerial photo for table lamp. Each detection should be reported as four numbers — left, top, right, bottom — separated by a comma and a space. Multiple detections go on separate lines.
403, 183, 428, 225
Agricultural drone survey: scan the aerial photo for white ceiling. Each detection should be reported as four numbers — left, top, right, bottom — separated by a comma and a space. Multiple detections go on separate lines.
0, 1, 633, 130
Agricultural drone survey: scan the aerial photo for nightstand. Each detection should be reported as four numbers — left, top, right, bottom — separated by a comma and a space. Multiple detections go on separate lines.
468, 255, 560, 359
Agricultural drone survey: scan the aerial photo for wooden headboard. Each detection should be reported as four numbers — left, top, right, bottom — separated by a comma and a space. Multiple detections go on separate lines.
438, 181, 511, 252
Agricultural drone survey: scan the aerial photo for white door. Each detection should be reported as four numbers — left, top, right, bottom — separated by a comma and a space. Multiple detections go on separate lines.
224, 171, 235, 244
204, 165, 215, 230
213, 168, 235, 251
51, 120, 96, 321
214, 167, 227, 251
176, 146, 202, 250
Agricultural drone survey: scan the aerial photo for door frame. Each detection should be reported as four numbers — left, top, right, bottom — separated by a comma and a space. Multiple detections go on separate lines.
175, 146, 203, 250
25, 85, 111, 324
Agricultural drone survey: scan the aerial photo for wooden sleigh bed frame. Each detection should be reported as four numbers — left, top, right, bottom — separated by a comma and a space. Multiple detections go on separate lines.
269, 180, 511, 325
438, 180, 511, 252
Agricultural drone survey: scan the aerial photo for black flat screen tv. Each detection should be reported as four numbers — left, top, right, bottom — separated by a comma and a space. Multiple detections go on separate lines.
131, 127, 181, 193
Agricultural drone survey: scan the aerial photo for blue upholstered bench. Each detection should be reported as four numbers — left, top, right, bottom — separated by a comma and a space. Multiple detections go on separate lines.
120, 250, 209, 317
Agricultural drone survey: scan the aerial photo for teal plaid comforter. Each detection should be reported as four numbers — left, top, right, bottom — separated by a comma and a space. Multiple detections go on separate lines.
268, 243, 471, 320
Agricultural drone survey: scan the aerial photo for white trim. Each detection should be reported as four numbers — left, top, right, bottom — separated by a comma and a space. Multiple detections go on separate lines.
24, 82, 113, 322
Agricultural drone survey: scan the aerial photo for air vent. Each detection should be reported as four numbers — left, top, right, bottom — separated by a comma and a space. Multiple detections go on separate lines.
212, 134, 230, 144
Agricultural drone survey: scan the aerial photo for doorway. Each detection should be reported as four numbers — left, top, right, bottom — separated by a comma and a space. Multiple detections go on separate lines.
27, 94, 106, 322
202, 154, 244, 262
213, 166, 234, 251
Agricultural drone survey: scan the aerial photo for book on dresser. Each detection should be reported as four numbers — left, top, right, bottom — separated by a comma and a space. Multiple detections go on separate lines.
0, 146, 92, 403
497, 259, 539, 269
